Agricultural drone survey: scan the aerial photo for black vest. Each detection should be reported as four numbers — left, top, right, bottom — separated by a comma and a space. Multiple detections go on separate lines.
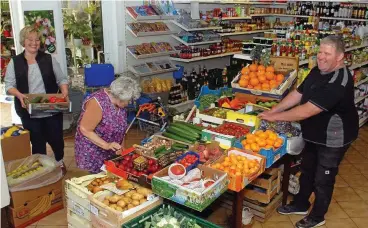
13, 51, 58, 117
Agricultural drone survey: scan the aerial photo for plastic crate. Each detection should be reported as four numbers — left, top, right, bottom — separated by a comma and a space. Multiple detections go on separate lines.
122, 204, 222, 228
84, 64, 114, 87
259, 135, 288, 168
175, 151, 200, 172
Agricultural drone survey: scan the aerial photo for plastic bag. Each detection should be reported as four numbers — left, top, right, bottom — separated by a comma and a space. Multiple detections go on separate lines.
5, 154, 62, 192
287, 134, 305, 155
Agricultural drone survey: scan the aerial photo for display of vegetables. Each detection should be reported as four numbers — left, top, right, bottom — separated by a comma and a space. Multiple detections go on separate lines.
259, 120, 301, 138
198, 94, 218, 111
256, 100, 279, 108
114, 153, 160, 176
201, 108, 228, 119
177, 153, 199, 168
206, 122, 250, 138
193, 143, 222, 163
101, 187, 152, 212
28, 96, 66, 104
163, 122, 204, 144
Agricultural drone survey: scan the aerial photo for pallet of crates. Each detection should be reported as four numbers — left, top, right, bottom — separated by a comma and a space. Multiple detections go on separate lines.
65, 173, 110, 228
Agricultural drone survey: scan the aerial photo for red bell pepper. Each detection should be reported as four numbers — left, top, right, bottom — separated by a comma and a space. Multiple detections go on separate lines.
49, 96, 57, 103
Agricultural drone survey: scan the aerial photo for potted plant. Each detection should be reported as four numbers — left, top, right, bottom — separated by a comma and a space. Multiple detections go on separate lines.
63, 10, 92, 47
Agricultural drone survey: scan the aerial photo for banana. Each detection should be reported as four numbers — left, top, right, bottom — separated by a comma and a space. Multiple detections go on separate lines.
42, 192, 54, 213
30, 195, 48, 217
4, 126, 19, 138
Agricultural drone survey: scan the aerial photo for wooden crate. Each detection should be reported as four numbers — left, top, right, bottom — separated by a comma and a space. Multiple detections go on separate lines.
244, 168, 281, 204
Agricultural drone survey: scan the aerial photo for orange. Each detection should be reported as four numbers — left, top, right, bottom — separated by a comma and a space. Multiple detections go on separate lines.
241, 75, 250, 81
250, 143, 260, 152
257, 70, 266, 77
276, 138, 284, 145
241, 67, 250, 75
254, 85, 261, 90
265, 145, 273, 150
257, 139, 267, 147
257, 65, 266, 72
255, 130, 264, 136
249, 63, 258, 72
261, 83, 270, 91
250, 78, 259, 86
266, 138, 275, 145
265, 71, 275, 80
246, 133, 255, 139
246, 138, 255, 144
239, 79, 249, 88
266, 66, 275, 73
276, 74, 285, 82
265, 130, 274, 135
247, 85, 254, 89
245, 144, 251, 150
274, 141, 282, 148
259, 132, 268, 139
254, 136, 262, 143
268, 133, 278, 141
258, 75, 267, 83
249, 72, 257, 78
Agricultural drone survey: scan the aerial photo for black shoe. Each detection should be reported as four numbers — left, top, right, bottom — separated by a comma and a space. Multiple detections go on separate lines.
296, 216, 325, 228
277, 204, 308, 215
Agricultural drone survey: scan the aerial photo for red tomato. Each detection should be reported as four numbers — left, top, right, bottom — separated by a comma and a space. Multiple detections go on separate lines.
171, 165, 185, 175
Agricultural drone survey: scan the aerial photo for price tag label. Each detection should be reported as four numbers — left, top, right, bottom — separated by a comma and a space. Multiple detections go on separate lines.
73, 204, 84, 217
90, 204, 99, 216
146, 194, 156, 201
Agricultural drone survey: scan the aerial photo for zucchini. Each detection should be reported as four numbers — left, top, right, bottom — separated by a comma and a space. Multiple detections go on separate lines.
175, 121, 204, 131
162, 132, 194, 144
166, 128, 197, 141
171, 123, 202, 135
172, 143, 188, 149
168, 126, 199, 138
154, 145, 166, 154
30, 96, 43, 104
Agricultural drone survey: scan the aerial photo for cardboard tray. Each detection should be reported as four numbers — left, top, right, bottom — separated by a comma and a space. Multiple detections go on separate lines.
1, 130, 31, 163
89, 190, 163, 226
151, 164, 228, 212
25, 94, 71, 115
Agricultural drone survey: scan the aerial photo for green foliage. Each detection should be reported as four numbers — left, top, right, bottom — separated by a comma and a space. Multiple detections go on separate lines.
62, 9, 92, 40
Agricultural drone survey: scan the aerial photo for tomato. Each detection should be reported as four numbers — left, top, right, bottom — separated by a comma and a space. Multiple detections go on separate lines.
204, 181, 215, 188
171, 165, 185, 175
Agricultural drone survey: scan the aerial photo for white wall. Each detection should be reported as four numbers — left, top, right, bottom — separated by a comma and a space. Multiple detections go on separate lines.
9, 0, 67, 76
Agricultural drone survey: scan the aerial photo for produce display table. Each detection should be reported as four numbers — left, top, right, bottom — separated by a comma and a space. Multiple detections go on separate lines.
232, 154, 292, 228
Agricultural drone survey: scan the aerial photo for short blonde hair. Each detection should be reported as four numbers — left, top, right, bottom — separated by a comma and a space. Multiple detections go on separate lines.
19, 26, 42, 47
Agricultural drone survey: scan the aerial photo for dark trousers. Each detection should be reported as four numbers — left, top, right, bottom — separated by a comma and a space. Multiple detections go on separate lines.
294, 142, 349, 221
20, 114, 64, 162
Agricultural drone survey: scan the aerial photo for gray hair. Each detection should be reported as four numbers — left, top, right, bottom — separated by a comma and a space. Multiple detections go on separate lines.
19, 26, 42, 47
110, 77, 141, 101
320, 35, 345, 54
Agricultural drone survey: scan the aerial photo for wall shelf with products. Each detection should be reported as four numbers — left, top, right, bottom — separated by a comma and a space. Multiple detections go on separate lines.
171, 35, 222, 46
170, 51, 242, 62
355, 77, 368, 87
350, 61, 368, 71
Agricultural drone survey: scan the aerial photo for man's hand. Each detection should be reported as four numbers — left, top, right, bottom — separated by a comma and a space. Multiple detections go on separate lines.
258, 112, 278, 122
17, 93, 28, 108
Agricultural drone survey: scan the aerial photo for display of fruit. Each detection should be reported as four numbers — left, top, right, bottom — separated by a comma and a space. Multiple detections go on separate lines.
259, 120, 301, 138
238, 64, 285, 91
256, 100, 279, 108
211, 154, 260, 177
194, 143, 222, 163
1, 125, 27, 138
163, 122, 204, 144
201, 108, 228, 119
177, 153, 199, 168
207, 122, 250, 138
241, 130, 284, 153
86, 176, 118, 193
102, 187, 152, 212
116, 179, 134, 190
6, 160, 44, 179
114, 153, 160, 176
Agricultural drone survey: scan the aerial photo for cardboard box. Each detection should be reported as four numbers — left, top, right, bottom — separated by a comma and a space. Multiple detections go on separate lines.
10, 178, 62, 208
7, 187, 64, 228
232, 56, 299, 99
2, 131, 31, 162
25, 93, 71, 116
213, 148, 266, 192
151, 164, 228, 212
89, 191, 162, 227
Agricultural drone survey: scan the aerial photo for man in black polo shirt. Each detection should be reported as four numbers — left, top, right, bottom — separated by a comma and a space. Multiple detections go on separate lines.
259, 35, 359, 228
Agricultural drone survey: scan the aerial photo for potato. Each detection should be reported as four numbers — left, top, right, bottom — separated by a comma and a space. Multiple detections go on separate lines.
137, 188, 150, 197
103, 180, 110, 184
132, 200, 140, 206
125, 190, 136, 198
115, 206, 123, 212
102, 199, 110, 206
109, 204, 117, 210
117, 200, 126, 208
91, 181, 98, 186
131, 193, 144, 200
109, 195, 120, 203
139, 199, 147, 204
105, 196, 111, 201
92, 186, 103, 194
127, 204, 135, 209
87, 185, 94, 192
122, 197, 132, 204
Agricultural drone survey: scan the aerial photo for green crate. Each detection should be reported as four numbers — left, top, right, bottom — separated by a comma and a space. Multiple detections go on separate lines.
122, 204, 221, 228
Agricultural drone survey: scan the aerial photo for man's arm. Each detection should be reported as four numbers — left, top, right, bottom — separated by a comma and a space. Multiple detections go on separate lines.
270, 102, 323, 122
271, 90, 303, 113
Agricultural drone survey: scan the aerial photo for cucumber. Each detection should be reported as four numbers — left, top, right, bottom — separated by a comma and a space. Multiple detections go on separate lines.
162, 132, 194, 144
168, 126, 199, 138
154, 145, 166, 154
172, 143, 188, 149
30, 96, 43, 104
171, 123, 202, 135
175, 121, 204, 131
166, 128, 197, 141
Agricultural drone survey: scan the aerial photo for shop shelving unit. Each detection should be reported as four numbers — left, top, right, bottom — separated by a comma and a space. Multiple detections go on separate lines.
171, 34, 222, 46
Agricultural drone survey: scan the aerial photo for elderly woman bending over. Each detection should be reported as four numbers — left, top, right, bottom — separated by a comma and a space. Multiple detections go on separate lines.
75, 77, 141, 173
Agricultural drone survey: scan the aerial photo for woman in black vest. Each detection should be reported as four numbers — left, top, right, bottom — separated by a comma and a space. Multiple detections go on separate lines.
4, 26, 68, 174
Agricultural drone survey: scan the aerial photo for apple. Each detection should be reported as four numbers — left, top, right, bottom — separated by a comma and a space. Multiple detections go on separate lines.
128, 162, 133, 168
126, 168, 132, 173
124, 155, 131, 161
132, 154, 139, 160
131, 170, 138, 176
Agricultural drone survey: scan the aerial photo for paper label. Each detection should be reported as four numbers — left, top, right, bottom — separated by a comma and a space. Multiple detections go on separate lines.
100, 182, 129, 195
73, 203, 85, 217
147, 194, 156, 201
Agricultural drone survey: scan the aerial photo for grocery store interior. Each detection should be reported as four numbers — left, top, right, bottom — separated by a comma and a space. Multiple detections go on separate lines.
1, 0, 368, 228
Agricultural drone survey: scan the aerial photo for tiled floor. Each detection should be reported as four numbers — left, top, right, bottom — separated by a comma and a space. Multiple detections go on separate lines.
2, 103, 368, 228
